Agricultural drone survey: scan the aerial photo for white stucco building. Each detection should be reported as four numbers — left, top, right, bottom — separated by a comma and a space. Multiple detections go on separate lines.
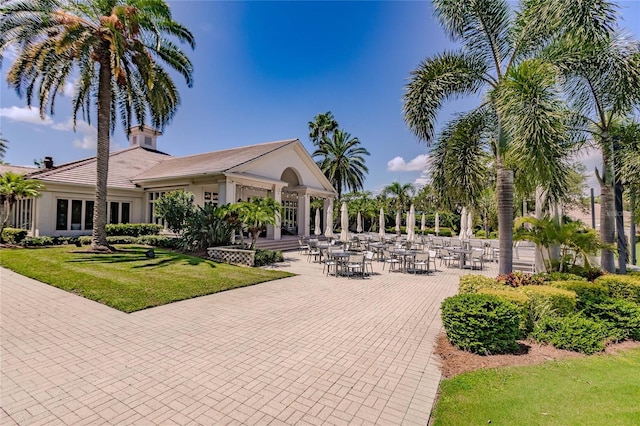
3, 127, 336, 240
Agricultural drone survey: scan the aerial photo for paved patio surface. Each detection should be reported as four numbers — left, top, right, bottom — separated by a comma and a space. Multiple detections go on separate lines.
1, 251, 497, 425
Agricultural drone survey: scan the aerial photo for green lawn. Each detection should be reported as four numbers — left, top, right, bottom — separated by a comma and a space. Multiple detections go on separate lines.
432, 348, 640, 425
0, 245, 293, 313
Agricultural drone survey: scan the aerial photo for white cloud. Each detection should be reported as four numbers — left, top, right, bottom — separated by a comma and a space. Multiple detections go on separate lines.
387, 154, 429, 172
573, 146, 602, 192
0, 106, 53, 126
52, 118, 97, 150
62, 80, 76, 97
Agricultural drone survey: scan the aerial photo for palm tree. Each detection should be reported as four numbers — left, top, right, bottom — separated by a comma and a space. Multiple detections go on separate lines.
0, 134, 7, 161
232, 197, 283, 249
0, 172, 44, 230
382, 182, 415, 234
308, 111, 339, 146
403, 0, 597, 274
1, 0, 195, 251
313, 129, 370, 200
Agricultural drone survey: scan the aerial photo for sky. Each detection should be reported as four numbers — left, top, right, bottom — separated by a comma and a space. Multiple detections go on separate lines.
1, 0, 640, 194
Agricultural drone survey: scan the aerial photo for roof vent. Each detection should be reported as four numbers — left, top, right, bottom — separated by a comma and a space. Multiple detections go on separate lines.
43, 156, 54, 169
128, 125, 162, 150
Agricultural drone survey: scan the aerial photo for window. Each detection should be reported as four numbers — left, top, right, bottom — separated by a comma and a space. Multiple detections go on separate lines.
56, 199, 68, 230
11, 198, 33, 230
110, 202, 119, 224
145, 136, 152, 146
121, 203, 130, 224
84, 201, 94, 230
71, 200, 82, 230
148, 191, 167, 225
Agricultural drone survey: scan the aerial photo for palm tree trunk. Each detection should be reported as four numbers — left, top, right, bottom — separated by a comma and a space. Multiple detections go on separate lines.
631, 191, 637, 265
599, 182, 616, 272
615, 179, 626, 274
91, 62, 112, 252
497, 165, 514, 274
534, 186, 547, 272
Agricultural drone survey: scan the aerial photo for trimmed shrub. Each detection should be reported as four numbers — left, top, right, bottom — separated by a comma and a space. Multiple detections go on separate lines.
441, 294, 520, 355
458, 274, 501, 294
588, 299, 640, 341
136, 235, 179, 249
254, 249, 284, 267
566, 265, 605, 282
21, 236, 69, 246
549, 280, 609, 311
595, 275, 640, 303
536, 272, 587, 282
532, 315, 611, 354
105, 223, 162, 237
1, 227, 28, 244
478, 288, 531, 336
520, 286, 576, 317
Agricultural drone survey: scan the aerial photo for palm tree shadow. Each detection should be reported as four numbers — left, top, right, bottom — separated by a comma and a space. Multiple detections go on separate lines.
67, 247, 215, 269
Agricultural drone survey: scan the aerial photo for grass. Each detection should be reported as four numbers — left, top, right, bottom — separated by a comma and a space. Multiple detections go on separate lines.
431, 348, 640, 425
0, 245, 293, 313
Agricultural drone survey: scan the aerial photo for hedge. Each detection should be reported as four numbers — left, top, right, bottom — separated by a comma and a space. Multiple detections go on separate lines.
1, 227, 28, 244
549, 280, 609, 310
520, 285, 576, 317
105, 223, 162, 237
441, 293, 520, 355
458, 274, 501, 294
595, 275, 640, 303
587, 299, 640, 341
532, 315, 611, 354
478, 288, 531, 336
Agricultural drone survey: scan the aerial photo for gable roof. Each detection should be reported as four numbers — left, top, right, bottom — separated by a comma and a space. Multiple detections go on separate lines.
28, 146, 171, 189
132, 139, 297, 182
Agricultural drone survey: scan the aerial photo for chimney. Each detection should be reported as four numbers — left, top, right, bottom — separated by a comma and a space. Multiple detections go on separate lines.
129, 125, 162, 151
43, 156, 54, 169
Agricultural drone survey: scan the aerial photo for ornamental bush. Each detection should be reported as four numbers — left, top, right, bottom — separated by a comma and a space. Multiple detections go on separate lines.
520, 285, 576, 317
536, 272, 587, 282
549, 280, 609, 311
105, 223, 162, 237
254, 249, 284, 267
478, 288, 531, 336
595, 275, 640, 303
458, 274, 501, 294
532, 315, 611, 354
441, 294, 520, 355
1, 227, 28, 244
587, 299, 640, 341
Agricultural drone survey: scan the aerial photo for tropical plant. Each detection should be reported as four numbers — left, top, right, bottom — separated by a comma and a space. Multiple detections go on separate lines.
231, 197, 283, 249
0, 172, 44, 231
402, 0, 605, 274
1, 0, 195, 251
526, 1, 640, 272
153, 190, 195, 236
0, 133, 7, 160
179, 204, 231, 251
313, 129, 370, 200
308, 111, 339, 146
514, 216, 612, 272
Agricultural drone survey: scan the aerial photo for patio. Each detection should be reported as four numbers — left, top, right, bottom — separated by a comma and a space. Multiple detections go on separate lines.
1, 253, 497, 425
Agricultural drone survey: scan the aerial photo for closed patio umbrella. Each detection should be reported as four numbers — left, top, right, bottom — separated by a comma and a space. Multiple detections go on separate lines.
421, 212, 426, 234
379, 207, 385, 239
340, 202, 349, 242
314, 208, 322, 236
325, 205, 334, 238
407, 205, 415, 242
466, 210, 474, 239
435, 212, 440, 236
459, 207, 467, 240
395, 210, 401, 235
357, 211, 363, 233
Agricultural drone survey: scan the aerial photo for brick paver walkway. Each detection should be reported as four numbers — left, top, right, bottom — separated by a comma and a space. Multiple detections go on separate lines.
1, 252, 497, 425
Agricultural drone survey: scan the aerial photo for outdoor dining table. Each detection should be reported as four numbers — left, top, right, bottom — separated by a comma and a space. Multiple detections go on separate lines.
328, 251, 355, 276
390, 248, 418, 273
368, 242, 386, 261
448, 248, 473, 269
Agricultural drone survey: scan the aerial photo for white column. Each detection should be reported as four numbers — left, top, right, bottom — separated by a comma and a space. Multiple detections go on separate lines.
217, 178, 236, 205
297, 192, 311, 237
273, 186, 282, 240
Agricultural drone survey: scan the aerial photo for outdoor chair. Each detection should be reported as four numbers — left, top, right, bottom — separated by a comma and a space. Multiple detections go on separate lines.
440, 248, 458, 268
383, 250, 400, 272
470, 248, 485, 270
363, 251, 375, 276
408, 253, 430, 274
428, 250, 438, 272
321, 248, 339, 277
298, 238, 309, 255
307, 244, 322, 263
344, 253, 365, 278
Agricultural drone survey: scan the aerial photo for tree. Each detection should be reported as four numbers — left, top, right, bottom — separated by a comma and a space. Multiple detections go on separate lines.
0, 134, 7, 161
153, 190, 195, 236
1, 0, 195, 252
403, 0, 593, 274
382, 182, 415, 234
232, 197, 283, 249
313, 129, 369, 200
0, 172, 44, 230
308, 111, 339, 146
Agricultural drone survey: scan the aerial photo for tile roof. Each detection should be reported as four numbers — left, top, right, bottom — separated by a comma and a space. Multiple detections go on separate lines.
28, 146, 171, 189
132, 139, 298, 182
0, 164, 39, 175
